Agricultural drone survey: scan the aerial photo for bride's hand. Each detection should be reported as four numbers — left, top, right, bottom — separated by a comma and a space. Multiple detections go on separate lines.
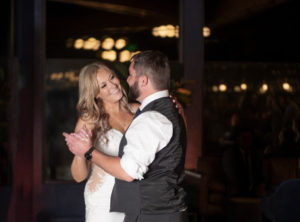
170, 94, 184, 115
77, 125, 92, 141
63, 125, 93, 157
170, 94, 187, 128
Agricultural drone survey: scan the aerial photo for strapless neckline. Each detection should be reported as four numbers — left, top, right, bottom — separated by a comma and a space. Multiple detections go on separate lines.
111, 128, 124, 135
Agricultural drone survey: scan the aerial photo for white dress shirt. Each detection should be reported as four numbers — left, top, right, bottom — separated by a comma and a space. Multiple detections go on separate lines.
120, 90, 173, 180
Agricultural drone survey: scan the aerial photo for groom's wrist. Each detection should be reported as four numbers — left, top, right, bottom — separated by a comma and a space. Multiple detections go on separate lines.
84, 146, 95, 161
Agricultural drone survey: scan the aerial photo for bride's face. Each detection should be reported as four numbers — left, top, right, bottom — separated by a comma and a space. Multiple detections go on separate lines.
96, 68, 123, 104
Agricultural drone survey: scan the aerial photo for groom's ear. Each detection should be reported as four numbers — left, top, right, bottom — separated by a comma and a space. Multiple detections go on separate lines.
139, 74, 148, 87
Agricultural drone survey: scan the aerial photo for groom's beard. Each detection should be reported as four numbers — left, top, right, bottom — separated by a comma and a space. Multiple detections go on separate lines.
128, 80, 140, 101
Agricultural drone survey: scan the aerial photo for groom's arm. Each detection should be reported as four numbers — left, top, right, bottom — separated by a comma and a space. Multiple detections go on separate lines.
120, 111, 173, 180
90, 150, 134, 182
63, 132, 134, 182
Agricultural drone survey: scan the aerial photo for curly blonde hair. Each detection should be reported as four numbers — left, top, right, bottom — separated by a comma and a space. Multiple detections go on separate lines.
77, 62, 132, 144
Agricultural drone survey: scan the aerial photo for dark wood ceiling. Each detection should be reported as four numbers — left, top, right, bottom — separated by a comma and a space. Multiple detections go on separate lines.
47, 0, 179, 35
46, 0, 300, 61
47, 0, 291, 31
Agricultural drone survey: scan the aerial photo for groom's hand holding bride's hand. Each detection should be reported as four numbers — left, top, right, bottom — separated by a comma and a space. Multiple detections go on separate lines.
63, 125, 92, 158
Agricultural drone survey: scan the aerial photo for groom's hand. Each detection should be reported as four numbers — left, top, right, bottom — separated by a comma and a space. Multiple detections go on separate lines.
63, 125, 92, 157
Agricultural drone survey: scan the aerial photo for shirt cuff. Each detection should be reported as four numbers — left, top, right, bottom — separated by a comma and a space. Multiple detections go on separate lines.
120, 154, 147, 180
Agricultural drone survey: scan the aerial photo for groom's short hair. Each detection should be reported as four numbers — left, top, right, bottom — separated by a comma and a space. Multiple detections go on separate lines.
131, 50, 170, 90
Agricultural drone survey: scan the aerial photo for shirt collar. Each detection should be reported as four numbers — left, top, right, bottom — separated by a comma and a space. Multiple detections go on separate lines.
139, 90, 169, 111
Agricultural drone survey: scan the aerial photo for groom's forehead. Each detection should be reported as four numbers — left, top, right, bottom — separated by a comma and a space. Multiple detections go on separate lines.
129, 62, 136, 74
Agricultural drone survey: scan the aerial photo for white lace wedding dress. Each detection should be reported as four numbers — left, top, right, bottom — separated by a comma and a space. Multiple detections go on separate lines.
84, 129, 125, 222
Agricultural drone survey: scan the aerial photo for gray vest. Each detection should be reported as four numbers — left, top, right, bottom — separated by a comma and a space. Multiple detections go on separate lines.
110, 97, 187, 215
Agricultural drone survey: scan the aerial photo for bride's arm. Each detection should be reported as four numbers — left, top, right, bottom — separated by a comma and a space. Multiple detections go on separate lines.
70, 118, 93, 182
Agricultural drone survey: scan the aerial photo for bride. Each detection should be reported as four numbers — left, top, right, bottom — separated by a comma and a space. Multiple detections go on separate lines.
70, 62, 138, 222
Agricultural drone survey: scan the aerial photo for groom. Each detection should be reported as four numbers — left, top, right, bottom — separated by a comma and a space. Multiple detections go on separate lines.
64, 50, 187, 222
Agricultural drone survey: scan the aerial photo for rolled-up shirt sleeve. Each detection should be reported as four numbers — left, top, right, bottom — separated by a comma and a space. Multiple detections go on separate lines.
120, 111, 173, 180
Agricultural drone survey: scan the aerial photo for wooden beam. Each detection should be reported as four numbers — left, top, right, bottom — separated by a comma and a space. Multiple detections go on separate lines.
180, 0, 204, 169
49, 0, 169, 18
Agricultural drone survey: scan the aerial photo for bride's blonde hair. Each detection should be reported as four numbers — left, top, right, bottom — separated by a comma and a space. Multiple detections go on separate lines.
77, 62, 132, 144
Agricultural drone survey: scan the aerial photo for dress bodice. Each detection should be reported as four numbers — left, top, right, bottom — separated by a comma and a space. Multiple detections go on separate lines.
84, 129, 124, 221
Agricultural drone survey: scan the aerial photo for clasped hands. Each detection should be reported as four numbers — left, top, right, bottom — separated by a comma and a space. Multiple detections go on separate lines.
63, 125, 92, 158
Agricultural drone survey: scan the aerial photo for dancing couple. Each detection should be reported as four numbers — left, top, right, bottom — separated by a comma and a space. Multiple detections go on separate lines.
63, 50, 187, 222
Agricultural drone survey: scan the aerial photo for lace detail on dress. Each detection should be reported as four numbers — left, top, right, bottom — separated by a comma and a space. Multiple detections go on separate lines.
87, 165, 106, 193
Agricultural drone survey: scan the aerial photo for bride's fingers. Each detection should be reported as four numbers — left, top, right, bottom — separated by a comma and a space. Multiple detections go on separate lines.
71, 133, 82, 140
87, 129, 92, 137
171, 97, 184, 114
82, 125, 92, 138
83, 125, 90, 134
77, 130, 87, 139
170, 96, 181, 108
78, 127, 90, 138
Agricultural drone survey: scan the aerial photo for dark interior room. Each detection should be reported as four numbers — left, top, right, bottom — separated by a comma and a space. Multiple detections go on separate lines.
1, 0, 300, 222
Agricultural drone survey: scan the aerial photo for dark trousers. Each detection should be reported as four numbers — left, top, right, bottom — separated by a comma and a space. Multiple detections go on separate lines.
124, 211, 188, 222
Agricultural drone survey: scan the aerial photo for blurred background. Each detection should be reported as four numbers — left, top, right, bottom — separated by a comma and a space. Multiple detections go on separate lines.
1, 0, 300, 221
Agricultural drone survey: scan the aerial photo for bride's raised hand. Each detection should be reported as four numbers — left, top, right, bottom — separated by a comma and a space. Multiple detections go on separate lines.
82, 125, 92, 138
77, 125, 92, 141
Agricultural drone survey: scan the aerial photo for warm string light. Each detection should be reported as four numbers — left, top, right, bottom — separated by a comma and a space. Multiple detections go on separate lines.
152, 25, 178, 38
219, 84, 227, 92
49, 71, 78, 82
203, 26, 211, 37
119, 50, 131, 62
69, 36, 138, 62
101, 50, 117, 61
73, 38, 100, 50
240, 83, 247, 91
74, 39, 84, 49
115, 38, 126, 49
152, 25, 210, 38
234, 86, 241, 92
259, 84, 268, 94
211, 82, 294, 93
282, 82, 292, 92
102, 37, 115, 50
212, 85, 218, 92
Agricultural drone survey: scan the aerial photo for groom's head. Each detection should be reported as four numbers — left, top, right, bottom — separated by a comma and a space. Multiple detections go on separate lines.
127, 50, 170, 102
